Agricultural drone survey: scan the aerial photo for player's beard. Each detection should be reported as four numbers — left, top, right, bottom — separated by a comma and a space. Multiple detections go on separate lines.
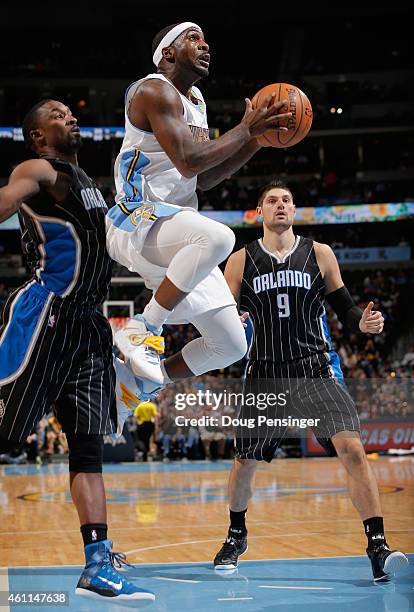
58, 134, 82, 155
194, 64, 209, 78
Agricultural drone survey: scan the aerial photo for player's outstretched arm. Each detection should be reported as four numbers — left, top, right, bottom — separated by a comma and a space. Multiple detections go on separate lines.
316, 242, 384, 335
0, 159, 58, 222
197, 97, 290, 191
197, 138, 261, 191
130, 80, 291, 180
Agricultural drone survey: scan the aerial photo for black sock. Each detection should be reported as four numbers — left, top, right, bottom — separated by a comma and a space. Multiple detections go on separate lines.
229, 509, 247, 538
81, 523, 108, 546
363, 516, 386, 548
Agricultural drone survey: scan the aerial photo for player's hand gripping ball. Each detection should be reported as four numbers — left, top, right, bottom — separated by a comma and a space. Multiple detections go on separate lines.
252, 83, 313, 148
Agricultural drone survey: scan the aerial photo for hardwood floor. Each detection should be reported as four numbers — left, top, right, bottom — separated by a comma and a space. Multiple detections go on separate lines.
0, 456, 412, 567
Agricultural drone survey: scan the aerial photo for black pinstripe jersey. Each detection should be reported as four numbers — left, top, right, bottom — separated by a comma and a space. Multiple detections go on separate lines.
240, 236, 332, 363
19, 158, 112, 306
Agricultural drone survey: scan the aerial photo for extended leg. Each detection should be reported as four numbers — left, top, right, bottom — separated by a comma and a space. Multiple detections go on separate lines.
115, 212, 239, 392
332, 431, 408, 580
66, 433, 155, 601
164, 304, 247, 380
214, 458, 258, 570
332, 431, 381, 520
66, 433, 107, 537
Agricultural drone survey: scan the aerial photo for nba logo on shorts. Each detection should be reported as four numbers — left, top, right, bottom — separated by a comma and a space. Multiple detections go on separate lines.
91, 529, 97, 541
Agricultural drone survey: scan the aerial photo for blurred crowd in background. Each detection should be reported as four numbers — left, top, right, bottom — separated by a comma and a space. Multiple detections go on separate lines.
1, 5, 413, 464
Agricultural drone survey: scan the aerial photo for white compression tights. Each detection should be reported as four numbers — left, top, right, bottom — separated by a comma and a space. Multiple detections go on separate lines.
181, 305, 248, 376
141, 210, 236, 293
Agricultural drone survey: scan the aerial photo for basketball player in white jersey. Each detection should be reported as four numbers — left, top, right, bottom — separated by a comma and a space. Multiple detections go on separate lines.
106, 22, 292, 397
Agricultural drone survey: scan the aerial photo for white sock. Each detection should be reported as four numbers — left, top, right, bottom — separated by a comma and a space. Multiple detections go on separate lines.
142, 296, 171, 332
160, 360, 173, 384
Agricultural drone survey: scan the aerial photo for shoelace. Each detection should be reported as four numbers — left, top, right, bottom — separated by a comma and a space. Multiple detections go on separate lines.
372, 544, 390, 555
110, 551, 135, 571
220, 537, 238, 557
125, 327, 164, 354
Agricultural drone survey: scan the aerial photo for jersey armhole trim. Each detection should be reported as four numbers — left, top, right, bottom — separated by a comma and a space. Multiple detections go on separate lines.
125, 76, 185, 134
124, 112, 154, 135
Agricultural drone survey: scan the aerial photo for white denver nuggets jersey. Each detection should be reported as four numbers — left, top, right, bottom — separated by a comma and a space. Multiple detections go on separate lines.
114, 73, 209, 210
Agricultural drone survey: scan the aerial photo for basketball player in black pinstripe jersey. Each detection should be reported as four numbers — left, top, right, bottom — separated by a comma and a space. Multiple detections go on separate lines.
213, 180, 408, 581
0, 100, 154, 602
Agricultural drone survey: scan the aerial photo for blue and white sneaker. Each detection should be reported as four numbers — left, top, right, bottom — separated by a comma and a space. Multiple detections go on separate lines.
75, 539, 155, 602
114, 314, 165, 398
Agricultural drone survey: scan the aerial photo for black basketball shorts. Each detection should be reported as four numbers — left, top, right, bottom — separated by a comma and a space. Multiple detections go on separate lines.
235, 352, 360, 462
0, 281, 117, 445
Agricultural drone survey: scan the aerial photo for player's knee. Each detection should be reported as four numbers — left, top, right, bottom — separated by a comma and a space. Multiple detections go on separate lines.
203, 223, 235, 263
224, 327, 248, 364
207, 325, 247, 368
336, 438, 366, 467
66, 432, 104, 473
215, 224, 236, 261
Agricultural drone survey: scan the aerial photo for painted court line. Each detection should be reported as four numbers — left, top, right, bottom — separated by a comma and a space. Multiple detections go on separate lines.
125, 533, 346, 556
258, 585, 333, 590
125, 533, 413, 557
2, 553, 412, 571
0, 518, 359, 537
153, 577, 200, 584
0, 516, 410, 537
218, 597, 254, 601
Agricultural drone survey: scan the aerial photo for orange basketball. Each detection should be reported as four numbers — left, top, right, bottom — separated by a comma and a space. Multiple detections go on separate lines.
252, 83, 313, 148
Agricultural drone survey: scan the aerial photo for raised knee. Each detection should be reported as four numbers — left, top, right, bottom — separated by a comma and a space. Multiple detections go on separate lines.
229, 329, 248, 363
221, 224, 236, 253
209, 224, 235, 261
217, 326, 247, 366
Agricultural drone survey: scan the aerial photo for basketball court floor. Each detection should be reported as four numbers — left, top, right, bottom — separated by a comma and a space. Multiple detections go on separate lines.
0, 456, 413, 610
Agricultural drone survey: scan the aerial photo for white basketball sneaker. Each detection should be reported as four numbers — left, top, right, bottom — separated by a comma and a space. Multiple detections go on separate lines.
113, 356, 141, 438
114, 315, 165, 399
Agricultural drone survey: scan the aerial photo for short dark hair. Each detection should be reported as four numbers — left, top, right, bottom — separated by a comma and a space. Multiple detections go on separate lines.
258, 179, 293, 206
151, 23, 181, 57
22, 99, 53, 150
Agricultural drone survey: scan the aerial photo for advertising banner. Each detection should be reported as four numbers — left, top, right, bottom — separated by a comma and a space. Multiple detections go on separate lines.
334, 245, 411, 263
304, 420, 414, 456
2, 202, 413, 231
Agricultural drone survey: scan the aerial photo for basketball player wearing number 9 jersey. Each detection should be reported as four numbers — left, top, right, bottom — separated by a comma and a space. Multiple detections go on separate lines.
213, 180, 408, 582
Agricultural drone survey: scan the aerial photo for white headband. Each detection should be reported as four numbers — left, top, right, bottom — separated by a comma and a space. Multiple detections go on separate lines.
153, 22, 201, 66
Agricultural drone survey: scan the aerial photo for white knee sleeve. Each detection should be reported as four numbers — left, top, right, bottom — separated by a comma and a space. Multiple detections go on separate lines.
205, 222, 235, 265
181, 306, 248, 376
141, 211, 236, 293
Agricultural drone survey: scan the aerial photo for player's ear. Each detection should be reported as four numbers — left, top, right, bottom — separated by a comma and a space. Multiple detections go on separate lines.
256, 205, 263, 217
162, 46, 174, 62
30, 128, 44, 147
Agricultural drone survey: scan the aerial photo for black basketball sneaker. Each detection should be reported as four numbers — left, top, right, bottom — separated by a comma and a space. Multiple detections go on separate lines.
367, 543, 408, 581
214, 536, 248, 570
